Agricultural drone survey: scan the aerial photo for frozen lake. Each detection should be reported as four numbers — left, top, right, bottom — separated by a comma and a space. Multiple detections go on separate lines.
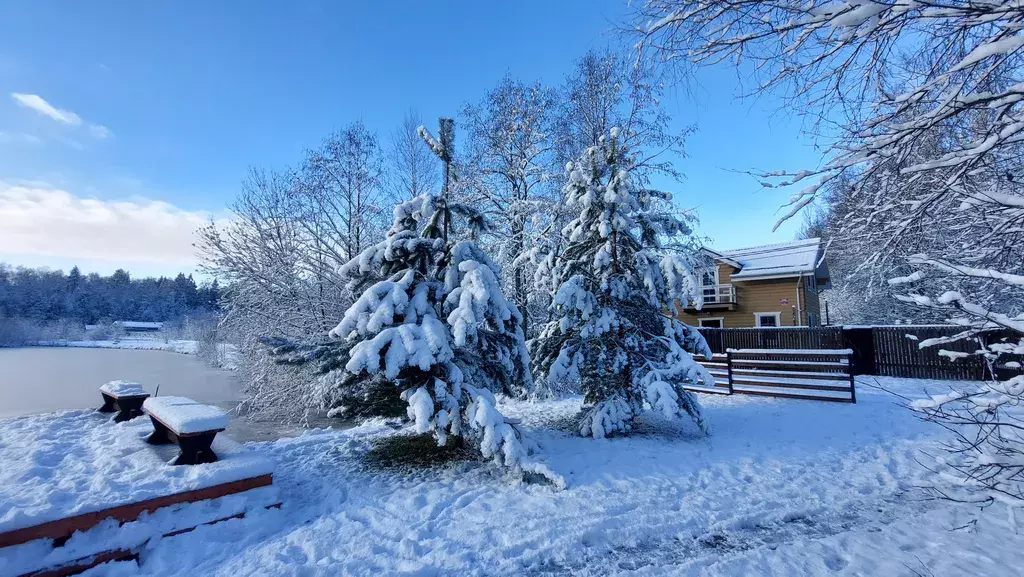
0, 347, 313, 441
0, 347, 240, 419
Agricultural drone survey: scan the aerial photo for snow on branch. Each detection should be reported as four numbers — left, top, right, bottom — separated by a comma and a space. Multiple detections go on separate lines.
633, 0, 1024, 242
907, 255, 1024, 288
417, 126, 445, 159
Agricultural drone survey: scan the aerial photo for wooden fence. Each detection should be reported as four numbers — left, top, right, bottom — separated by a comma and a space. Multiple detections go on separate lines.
690, 348, 855, 403
872, 326, 990, 380
698, 327, 843, 355
692, 353, 731, 394
696, 325, 1021, 381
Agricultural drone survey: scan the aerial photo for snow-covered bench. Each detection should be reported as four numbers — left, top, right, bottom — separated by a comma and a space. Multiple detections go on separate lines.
143, 397, 230, 465
98, 380, 150, 422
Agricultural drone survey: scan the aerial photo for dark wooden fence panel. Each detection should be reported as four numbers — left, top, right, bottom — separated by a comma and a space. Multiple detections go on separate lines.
692, 325, 1021, 381
697, 327, 843, 355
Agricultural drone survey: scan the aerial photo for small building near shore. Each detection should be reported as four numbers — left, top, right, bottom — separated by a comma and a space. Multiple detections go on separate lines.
113, 321, 164, 333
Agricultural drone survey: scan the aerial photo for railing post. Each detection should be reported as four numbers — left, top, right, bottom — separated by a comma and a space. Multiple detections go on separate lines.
848, 351, 857, 404
726, 349, 735, 395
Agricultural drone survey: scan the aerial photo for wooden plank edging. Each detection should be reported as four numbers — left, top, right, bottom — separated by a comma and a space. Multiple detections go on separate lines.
19, 502, 282, 577
21, 549, 138, 577
0, 474, 273, 549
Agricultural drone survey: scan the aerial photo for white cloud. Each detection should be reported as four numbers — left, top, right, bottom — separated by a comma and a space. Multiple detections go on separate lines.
10, 93, 82, 125
88, 124, 113, 139
0, 183, 217, 265
0, 131, 41, 144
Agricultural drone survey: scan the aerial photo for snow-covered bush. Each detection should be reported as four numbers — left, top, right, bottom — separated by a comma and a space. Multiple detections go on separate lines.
83, 322, 121, 342
0, 317, 93, 347
531, 129, 712, 438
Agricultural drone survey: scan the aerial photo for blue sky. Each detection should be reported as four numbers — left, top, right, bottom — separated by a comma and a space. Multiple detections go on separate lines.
0, 0, 823, 278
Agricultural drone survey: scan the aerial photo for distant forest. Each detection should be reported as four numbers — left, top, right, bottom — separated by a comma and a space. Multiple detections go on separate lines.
0, 264, 220, 324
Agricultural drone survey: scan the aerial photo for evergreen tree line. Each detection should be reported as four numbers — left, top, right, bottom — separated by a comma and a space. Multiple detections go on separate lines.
0, 264, 220, 325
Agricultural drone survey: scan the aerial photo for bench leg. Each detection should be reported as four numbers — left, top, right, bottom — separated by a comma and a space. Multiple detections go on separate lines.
113, 398, 146, 423
146, 417, 173, 445
114, 407, 145, 422
98, 393, 116, 413
173, 433, 219, 465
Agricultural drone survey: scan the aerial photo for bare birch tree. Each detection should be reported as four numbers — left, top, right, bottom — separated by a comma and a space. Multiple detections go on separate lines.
554, 48, 689, 187
632, 0, 1024, 515
461, 76, 559, 337
389, 108, 439, 200
198, 122, 389, 418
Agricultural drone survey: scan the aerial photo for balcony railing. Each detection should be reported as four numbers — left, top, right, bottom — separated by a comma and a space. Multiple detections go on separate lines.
689, 284, 736, 308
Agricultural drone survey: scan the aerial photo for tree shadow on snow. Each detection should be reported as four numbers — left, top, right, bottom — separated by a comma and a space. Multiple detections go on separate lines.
361, 433, 481, 471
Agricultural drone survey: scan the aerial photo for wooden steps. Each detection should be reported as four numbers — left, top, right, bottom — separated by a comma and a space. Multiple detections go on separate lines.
16, 500, 282, 577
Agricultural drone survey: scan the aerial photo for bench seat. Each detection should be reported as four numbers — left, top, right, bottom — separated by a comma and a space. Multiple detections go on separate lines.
98, 381, 150, 422
143, 397, 229, 465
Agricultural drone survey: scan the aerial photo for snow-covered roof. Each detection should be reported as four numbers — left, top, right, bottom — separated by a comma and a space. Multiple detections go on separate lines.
115, 321, 164, 329
709, 238, 826, 281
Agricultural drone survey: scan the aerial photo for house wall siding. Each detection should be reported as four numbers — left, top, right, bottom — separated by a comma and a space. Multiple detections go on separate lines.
678, 270, 813, 328
802, 281, 821, 325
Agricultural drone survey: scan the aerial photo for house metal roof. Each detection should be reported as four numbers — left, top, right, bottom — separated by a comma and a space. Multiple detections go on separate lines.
708, 238, 826, 281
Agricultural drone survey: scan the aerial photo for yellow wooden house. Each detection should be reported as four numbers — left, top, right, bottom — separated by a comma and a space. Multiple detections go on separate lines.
677, 238, 830, 328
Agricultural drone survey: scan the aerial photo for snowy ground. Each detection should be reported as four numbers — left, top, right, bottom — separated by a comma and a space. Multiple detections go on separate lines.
0, 411, 277, 576
7, 376, 1012, 576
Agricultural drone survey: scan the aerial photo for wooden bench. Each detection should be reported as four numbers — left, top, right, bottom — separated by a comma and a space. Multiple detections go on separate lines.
143, 397, 229, 465
98, 381, 150, 422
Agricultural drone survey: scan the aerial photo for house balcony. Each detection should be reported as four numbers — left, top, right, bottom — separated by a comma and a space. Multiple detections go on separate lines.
685, 284, 736, 310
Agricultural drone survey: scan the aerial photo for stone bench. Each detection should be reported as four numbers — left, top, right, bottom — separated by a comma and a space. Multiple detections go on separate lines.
143, 397, 229, 465
98, 381, 150, 422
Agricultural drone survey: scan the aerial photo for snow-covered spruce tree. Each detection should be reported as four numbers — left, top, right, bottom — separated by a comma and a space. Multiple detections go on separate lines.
531, 128, 712, 438
327, 119, 560, 485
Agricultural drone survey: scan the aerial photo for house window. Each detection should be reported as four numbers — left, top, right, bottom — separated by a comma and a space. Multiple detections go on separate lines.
754, 312, 781, 327
699, 318, 724, 328
698, 267, 719, 302
700, 269, 717, 287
